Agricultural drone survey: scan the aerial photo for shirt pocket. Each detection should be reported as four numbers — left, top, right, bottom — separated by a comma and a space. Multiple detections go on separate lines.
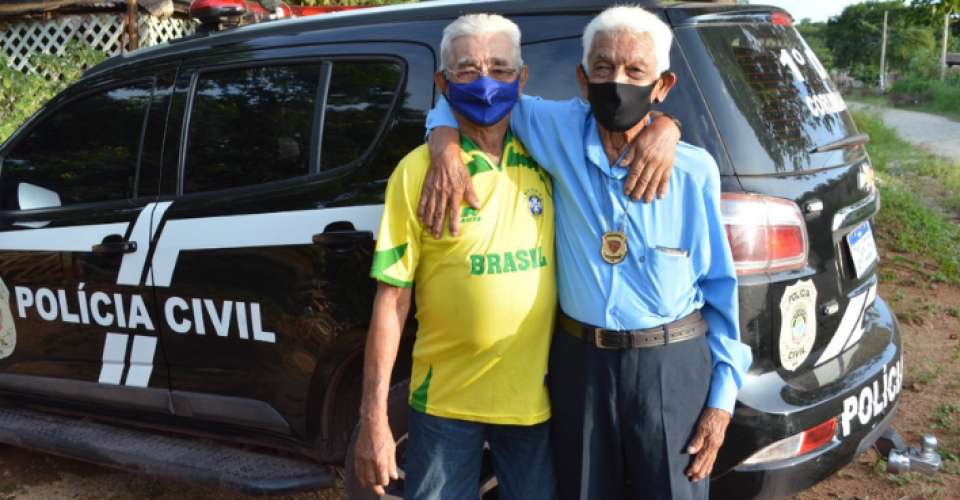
644, 246, 694, 317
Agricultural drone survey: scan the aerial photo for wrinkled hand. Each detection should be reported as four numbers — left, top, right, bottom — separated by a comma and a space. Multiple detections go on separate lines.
354, 418, 398, 496
619, 114, 681, 202
416, 149, 480, 239
685, 407, 731, 482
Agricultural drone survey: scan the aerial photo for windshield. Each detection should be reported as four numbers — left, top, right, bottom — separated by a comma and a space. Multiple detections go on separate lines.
675, 23, 862, 174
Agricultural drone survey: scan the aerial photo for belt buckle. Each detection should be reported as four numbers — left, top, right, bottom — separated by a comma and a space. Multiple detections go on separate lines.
594, 328, 614, 349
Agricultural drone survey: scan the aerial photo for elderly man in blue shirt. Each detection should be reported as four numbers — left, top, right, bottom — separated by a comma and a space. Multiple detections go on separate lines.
420, 5, 752, 500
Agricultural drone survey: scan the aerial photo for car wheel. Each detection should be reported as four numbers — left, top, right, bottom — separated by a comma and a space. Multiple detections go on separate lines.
345, 379, 500, 500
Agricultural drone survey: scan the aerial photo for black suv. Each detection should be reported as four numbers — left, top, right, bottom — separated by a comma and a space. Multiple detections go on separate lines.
0, 1, 901, 499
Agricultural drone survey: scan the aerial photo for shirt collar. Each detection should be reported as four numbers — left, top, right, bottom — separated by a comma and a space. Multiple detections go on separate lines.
584, 115, 656, 181
584, 116, 629, 181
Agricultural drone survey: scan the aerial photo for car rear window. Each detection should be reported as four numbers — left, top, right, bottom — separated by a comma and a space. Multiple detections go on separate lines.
675, 23, 860, 174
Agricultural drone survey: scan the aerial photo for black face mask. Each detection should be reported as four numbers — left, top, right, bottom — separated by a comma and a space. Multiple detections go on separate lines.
585, 76, 659, 132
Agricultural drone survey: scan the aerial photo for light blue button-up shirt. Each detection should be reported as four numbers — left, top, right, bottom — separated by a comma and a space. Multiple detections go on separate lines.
427, 95, 752, 413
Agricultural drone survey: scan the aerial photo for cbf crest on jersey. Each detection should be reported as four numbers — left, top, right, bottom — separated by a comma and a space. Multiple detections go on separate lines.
0, 278, 16, 359
524, 188, 544, 218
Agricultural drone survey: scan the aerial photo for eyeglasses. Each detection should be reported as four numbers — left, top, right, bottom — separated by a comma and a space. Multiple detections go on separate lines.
445, 67, 518, 83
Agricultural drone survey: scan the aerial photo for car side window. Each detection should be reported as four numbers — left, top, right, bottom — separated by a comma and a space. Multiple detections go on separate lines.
184, 64, 324, 194
320, 61, 402, 170
0, 82, 154, 209
181, 60, 402, 193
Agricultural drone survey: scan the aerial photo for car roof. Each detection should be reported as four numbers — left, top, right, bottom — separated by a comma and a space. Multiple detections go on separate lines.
86, 0, 665, 76
86, 0, 785, 77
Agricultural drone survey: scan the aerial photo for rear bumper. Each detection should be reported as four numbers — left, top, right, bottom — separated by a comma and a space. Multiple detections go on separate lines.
711, 295, 902, 500
711, 402, 896, 500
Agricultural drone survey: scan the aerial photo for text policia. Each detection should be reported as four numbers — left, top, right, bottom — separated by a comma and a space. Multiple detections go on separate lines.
13, 284, 276, 343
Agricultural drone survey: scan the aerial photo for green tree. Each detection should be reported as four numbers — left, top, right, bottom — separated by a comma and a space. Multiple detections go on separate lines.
909, 0, 960, 38
887, 26, 937, 70
911, 0, 960, 17
1, 43, 108, 144
825, 1, 940, 77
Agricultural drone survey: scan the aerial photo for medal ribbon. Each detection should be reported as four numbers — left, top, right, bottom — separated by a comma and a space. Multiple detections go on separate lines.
598, 144, 632, 236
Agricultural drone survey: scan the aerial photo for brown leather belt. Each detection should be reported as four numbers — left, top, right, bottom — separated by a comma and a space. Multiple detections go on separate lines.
557, 310, 707, 349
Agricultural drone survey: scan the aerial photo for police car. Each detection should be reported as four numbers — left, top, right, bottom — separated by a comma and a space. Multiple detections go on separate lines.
0, 0, 901, 498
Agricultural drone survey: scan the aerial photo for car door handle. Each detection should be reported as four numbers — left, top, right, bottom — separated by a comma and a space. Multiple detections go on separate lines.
92, 237, 137, 254
312, 230, 374, 245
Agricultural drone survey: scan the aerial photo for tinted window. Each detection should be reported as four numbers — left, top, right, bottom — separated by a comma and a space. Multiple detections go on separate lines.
521, 37, 731, 174
1, 82, 154, 208
185, 64, 324, 193
321, 61, 402, 169
677, 24, 860, 174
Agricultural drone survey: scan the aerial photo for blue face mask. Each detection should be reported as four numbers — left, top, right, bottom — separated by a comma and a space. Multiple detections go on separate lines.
445, 76, 520, 127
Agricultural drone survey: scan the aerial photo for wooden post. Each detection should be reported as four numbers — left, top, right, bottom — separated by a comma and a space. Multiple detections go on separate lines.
879, 10, 888, 91
942, 13, 949, 82
127, 0, 139, 52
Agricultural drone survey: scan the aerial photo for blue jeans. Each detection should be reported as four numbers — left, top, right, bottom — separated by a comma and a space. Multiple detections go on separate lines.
404, 407, 558, 500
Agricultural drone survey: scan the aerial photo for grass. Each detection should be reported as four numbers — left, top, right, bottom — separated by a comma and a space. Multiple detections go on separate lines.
909, 360, 946, 386
844, 84, 960, 123
0, 483, 21, 500
850, 109, 960, 284
932, 404, 959, 431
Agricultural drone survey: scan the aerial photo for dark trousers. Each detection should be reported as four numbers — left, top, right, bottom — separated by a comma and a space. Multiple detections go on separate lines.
548, 327, 712, 500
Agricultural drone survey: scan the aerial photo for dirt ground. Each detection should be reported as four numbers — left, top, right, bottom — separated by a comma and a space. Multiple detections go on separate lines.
787, 257, 960, 500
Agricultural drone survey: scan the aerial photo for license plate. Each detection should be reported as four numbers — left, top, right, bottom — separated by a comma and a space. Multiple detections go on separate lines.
847, 221, 878, 279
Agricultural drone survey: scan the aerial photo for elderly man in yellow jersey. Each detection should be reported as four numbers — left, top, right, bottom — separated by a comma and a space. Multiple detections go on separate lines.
353, 14, 559, 500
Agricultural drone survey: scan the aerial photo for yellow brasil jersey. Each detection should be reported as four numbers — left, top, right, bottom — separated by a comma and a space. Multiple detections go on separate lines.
371, 130, 556, 425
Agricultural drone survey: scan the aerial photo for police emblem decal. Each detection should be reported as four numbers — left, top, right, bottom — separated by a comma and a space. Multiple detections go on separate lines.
778, 279, 817, 371
0, 278, 17, 359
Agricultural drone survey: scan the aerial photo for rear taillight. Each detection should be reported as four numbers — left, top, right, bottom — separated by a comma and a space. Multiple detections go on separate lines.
741, 418, 837, 465
722, 193, 809, 275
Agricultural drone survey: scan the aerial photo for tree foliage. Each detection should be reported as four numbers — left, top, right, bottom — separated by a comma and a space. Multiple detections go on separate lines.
825, 0, 941, 75
910, 0, 960, 17
0, 43, 108, 145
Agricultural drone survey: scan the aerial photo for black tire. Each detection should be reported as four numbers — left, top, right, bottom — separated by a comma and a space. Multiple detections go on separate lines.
344, 379, 499, 500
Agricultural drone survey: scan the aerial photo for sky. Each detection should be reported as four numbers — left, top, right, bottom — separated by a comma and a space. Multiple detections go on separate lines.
756, 0, 870, 22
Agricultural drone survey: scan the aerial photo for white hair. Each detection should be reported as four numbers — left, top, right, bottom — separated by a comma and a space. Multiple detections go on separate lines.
440, 14, 523, 72
582, 6, 673, 75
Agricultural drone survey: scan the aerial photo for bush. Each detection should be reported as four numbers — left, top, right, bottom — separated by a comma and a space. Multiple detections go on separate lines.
887, 47, 960, 114
930, 79, 960, 112
0, 42, 108, 144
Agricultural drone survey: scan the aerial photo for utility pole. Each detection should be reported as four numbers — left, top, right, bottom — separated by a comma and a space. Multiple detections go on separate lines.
942, 13, 950, 82
880, 10, 888, 91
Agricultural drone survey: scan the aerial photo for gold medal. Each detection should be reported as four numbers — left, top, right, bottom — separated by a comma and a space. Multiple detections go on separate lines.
601, 231, 628, 264
597, 144, 634, 265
